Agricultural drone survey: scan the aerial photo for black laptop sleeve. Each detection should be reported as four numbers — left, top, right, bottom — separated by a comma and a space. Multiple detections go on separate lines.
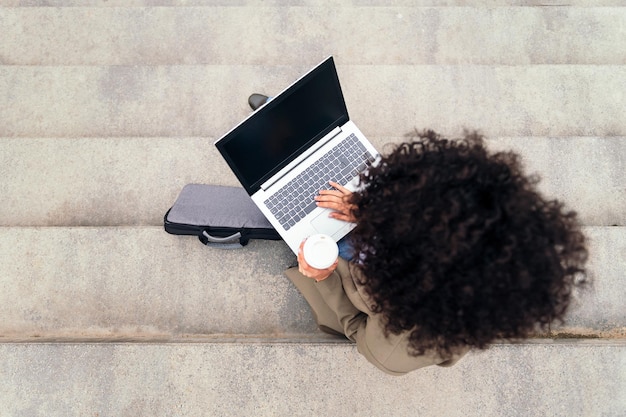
164, 184, 281, 248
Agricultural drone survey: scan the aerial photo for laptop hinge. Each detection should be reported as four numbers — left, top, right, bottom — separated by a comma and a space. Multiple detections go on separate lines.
261, 126, 342, 192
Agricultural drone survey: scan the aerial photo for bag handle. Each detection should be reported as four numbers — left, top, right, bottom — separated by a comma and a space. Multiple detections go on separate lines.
199, 230, 245, 249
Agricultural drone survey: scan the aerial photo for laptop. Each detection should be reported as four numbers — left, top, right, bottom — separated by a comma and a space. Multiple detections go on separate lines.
215, 56, 379, 254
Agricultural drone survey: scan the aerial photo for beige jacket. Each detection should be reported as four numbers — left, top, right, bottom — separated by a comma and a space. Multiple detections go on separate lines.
286, 258, 466, 376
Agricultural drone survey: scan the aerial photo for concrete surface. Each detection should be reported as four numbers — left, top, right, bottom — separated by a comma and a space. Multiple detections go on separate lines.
2, 65, 625, 138
2, 7, 625, 66
1, 137, 624, 227
1, 1, 625, 416
0, 341, 624, 417
0, 226, 622, 341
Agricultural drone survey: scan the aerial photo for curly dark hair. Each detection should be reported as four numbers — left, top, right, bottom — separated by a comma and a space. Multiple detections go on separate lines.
349, 129, 588, 358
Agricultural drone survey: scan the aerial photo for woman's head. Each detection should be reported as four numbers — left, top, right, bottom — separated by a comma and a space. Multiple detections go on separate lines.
350, 129, 588, 357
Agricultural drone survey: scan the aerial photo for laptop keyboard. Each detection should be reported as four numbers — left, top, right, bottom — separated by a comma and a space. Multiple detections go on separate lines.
264, 133, 375, 231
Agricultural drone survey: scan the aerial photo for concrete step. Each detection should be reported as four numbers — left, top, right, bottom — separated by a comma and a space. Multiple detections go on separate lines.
1, 1, 624, 415
1, 136, 623, 227
0, 227, 309, 340
2, 6, 624, 65
0, 341, 624, 416
0, 226, 623, 341
1, 0, 623, 7
2, 65, 625, 138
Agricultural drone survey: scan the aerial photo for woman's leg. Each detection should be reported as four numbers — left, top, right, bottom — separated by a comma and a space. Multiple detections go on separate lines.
336, 235, 355, 261
284, 267, 346, 336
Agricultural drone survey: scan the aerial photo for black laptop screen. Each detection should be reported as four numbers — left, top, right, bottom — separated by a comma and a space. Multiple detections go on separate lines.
216, 57, 349, 194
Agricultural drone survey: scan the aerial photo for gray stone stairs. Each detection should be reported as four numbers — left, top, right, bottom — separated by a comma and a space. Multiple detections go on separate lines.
1, 2, 625, 416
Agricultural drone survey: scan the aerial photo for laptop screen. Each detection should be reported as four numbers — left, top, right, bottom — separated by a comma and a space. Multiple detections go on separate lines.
215, 57, 349, 194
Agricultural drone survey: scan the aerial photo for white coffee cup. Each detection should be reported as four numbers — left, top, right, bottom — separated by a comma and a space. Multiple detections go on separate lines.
303, 234, 339, 269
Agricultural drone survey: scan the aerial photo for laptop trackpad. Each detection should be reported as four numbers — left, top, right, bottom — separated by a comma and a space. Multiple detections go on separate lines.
310, 209, 351, 238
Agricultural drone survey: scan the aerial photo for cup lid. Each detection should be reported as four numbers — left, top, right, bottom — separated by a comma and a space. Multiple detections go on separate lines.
303, 234, 339, 269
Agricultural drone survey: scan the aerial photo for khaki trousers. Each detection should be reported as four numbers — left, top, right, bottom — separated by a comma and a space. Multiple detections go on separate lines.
285, 267, 346, 337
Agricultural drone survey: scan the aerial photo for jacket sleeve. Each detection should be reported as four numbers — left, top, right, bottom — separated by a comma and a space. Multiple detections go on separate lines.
313, 269, 367, 342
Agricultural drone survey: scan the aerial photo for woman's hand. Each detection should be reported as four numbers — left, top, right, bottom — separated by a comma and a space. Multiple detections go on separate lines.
314, 181, 357, 223
297, 239, 339, 282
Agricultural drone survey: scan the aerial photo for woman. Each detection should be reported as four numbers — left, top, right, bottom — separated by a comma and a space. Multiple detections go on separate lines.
285, 129, 588, 376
